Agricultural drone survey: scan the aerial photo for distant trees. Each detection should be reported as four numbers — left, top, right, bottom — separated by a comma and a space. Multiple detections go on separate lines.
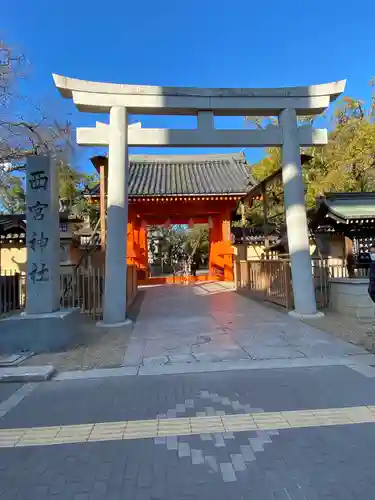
185, 225, 209, 265
148, 224, 209, 273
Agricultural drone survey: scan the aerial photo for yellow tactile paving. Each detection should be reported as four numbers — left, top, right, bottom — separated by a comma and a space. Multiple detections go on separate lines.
2, 405, 375, 448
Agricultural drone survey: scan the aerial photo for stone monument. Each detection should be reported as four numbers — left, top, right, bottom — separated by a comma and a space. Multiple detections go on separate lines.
25, 155, 60, 314
0, 155, 80, 354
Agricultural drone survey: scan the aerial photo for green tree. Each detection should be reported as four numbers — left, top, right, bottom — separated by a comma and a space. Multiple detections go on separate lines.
154, 226, 187, 273
243, 80, 375, 228
184, 225, 209, 263
58, 161, 98, 217
304, 95, 375, 200
0, 169, 25, 213
0, 161, 98, 216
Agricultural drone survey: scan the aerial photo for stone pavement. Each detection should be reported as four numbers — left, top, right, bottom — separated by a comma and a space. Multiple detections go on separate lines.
3, 365, 375, 498
122, 282, 368, 374
19, 282, 373, 375
22, 320, 131, 372
3, 284, 375, 498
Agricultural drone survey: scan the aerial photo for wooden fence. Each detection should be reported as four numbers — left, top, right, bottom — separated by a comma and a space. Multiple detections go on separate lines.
234, 259, 292, 308
0, 271, 26, 315
311, 259, 369, 309
235, 257, 369, 310
0, 264, 138, 320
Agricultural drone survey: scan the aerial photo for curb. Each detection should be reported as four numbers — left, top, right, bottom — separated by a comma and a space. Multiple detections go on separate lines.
0, 365, 56, 383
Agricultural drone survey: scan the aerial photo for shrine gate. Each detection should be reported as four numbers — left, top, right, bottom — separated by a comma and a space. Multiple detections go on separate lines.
87, 153, 253, 283
53, 74, 345, 325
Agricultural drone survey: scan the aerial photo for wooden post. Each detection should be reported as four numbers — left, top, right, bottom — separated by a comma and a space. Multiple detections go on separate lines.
140, 223, 149, 278
221, 208, 234, 281
261, 183, 269, 254
240, 202, 246, 228
345, 236, 354, 278
221, 208, 231, 242
209, 215, 221, 277
126, 218, 135, 266
99, 162, 107, 249
240, 201, 247, 259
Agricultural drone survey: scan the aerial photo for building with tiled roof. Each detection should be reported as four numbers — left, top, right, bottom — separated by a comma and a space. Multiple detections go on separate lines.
86, 152, 255, 199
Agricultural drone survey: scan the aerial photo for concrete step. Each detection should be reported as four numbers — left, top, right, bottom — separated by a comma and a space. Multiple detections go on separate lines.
0, 365, 55, 382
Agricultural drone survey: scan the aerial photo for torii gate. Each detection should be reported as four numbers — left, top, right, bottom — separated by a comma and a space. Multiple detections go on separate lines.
53, 75, 346, 326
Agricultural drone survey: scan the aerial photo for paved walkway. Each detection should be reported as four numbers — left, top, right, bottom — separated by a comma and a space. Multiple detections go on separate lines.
122, 282, 367, 374
22, 282, 372, 376
3, 364, 375, 498
3, 284, 375, 498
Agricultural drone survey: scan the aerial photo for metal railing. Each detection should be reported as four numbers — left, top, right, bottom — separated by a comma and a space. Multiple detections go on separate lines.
0, 264, 138, 320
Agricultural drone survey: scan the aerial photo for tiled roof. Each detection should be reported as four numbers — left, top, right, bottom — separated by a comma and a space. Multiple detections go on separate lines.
0, 213, 81, 234
0, 214, 26, 233
311, 192, 375, 226
88, 153, 255, 197
324, 193, 375, 220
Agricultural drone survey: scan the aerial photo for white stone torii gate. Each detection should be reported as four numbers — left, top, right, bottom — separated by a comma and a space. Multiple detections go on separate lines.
53, 74, 346, 326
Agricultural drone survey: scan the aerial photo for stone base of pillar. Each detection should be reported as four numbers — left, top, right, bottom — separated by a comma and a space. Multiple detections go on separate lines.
288, 310, 325, 320
96, 318, 132, 328
0, 308, 81, 354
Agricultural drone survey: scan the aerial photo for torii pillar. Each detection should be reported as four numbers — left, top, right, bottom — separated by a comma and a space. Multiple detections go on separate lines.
279, 109, 322, 318
102, 106, 131, 326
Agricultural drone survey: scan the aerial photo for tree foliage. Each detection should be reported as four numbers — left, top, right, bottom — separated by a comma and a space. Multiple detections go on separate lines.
243, 80, 375, 229
160, 226, 187, 266
58, 162, 98, 216
148, 224, 209, 273
0, 160, 98, 216
0, 168, 25, 213
184, 225, 209, 263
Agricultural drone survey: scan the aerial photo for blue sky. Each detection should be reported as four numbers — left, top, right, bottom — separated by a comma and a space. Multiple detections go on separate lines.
3, 0, 375, 174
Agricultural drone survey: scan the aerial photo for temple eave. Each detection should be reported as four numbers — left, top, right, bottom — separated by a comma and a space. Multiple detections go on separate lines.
86, 194, 244, 202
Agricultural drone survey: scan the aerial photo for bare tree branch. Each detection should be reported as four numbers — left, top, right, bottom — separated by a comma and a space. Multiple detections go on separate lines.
0, 39, 75, 213
0, 39, 73, 166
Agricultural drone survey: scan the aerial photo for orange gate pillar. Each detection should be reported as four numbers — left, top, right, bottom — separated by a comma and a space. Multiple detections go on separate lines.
208, 210, 234, 281
127, 216, 149, 280
221, 208, 234, 281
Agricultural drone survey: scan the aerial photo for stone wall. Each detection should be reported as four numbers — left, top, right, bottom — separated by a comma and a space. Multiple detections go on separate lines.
329, 278, 374, 321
